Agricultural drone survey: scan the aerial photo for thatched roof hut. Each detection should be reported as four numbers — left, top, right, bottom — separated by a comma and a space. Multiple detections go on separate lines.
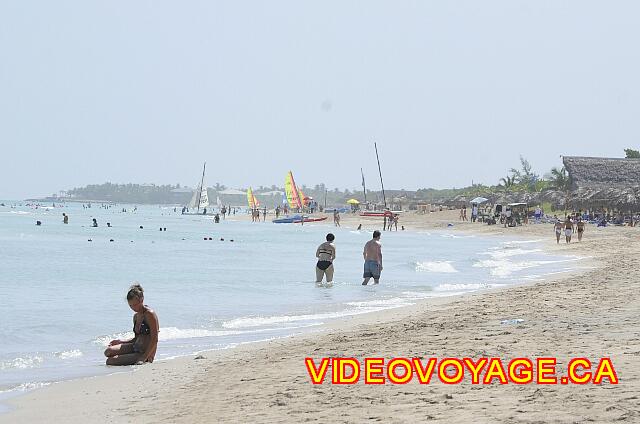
563, 156, 640, 210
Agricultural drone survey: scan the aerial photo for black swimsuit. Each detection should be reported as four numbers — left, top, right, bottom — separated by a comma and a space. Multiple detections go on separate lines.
317, 247, 333, 270
317, 260, 332, 270
134, 311, 151, 335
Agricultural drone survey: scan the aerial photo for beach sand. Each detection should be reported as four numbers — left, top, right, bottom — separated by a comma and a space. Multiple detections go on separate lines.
3, 210, 639, 423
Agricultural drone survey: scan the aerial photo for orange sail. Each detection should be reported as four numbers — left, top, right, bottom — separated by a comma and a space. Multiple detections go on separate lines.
247, 187, 260, 209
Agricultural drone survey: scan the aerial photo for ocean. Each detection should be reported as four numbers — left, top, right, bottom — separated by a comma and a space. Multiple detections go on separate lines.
0, 202, 581, 396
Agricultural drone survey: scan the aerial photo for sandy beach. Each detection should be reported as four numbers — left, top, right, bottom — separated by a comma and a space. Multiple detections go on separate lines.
3, 210, 639, 423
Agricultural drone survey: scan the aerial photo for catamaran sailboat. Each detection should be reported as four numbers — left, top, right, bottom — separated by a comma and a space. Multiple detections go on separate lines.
182, 162, 213, 215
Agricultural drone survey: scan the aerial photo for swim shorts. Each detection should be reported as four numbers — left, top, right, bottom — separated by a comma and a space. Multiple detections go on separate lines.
363, 260, 381, 279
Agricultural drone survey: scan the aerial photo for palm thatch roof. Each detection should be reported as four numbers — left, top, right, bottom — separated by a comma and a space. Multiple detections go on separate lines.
563, 156, 640, 190
563, 156, 640, 208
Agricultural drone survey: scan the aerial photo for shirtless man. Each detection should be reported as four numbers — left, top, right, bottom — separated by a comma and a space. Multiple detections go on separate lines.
362, 230, 383, 285
564, 216, 574, 243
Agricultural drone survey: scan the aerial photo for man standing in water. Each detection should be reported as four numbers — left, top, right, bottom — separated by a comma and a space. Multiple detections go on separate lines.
362, 230, 383, 285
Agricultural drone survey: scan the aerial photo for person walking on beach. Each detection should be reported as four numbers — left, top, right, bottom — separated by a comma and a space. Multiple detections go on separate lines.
362, 230, 383, 285
333, 210, 340, 227
564, 216, 574, 243
62, 213, 68, 224
315, 233, 336, 284
104, 284, 159, 366
576, 218, 585, 242
554, 219, 563, 244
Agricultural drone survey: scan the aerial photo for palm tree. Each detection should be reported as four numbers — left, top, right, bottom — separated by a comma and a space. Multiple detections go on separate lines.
548, 166, 571, 211
499, 176, 516, 193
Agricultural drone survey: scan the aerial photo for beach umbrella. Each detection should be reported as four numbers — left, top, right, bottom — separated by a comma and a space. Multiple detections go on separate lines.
470, 196, 489, 204
346, 199, 360, 204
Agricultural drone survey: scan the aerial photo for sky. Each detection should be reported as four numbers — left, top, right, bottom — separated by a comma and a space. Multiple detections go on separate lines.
1, 1, 639, 199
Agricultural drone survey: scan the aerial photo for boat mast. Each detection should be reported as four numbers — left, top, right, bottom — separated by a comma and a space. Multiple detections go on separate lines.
374, 142, 388, 230
197, 161, 206, 212
374, 143, 386, 208
361, 168, 367, 204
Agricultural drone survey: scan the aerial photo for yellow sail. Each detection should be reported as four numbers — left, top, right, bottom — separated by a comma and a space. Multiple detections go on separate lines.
284, 171, 302, 209
298, 187, 308, 206
247, 187, 258, 209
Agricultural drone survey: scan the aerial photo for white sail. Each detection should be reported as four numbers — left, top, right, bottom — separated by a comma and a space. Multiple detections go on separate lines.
199, 185, 210, 209
188, 185, 199, 209
186, 162, 209, 211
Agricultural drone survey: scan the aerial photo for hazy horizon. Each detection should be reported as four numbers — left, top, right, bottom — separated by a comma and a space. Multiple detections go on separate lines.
2, 1, 639, 199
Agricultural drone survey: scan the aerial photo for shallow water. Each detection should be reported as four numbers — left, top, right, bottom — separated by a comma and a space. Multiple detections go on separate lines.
0, 202, 580, 392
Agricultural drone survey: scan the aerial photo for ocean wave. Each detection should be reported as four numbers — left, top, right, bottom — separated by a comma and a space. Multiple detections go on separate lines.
0, 381, 50, 394
481, 248, 542, 259
500, 239, 545, 246
93, 328, 248, 346
434, 282, 491, 291
440, 233, 475, 239
472, 258, 579, 278
401, 291, 434, 300
415, 261, 458, 273
346, 298, 413, 308
54, 350, 83, 359
222, 304, 407, 330
0, 355, 44, 370
92, 324, 326, 347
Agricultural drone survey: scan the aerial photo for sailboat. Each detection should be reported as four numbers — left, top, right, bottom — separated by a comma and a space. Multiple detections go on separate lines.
247, 187, 260, 209
273, 171, 327, 223
284, 170, 302, 211
183, 162, 211, 215
359, 143, 401, 218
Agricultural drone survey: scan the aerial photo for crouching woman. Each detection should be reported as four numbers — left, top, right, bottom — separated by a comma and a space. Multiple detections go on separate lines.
104, 284, 159, 365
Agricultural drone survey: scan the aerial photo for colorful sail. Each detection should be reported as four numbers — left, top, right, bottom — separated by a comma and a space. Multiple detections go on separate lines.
284, 171, 302, 209
298, 187, 308, 206
247, 187, 259, 209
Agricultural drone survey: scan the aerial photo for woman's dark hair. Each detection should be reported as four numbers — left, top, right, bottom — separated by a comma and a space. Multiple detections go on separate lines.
373, 230, 381, 238
326, 233, 335, 242
127, 284, 144, 301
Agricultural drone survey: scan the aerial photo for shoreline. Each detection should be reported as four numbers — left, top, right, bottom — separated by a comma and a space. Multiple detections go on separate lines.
3, 210, 638, 422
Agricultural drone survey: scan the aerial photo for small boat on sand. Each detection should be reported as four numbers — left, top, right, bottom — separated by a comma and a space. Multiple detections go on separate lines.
272, 215, 328, 224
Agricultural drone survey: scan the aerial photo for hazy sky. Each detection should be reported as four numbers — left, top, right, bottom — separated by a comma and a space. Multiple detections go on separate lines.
2, 1, 639, 199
